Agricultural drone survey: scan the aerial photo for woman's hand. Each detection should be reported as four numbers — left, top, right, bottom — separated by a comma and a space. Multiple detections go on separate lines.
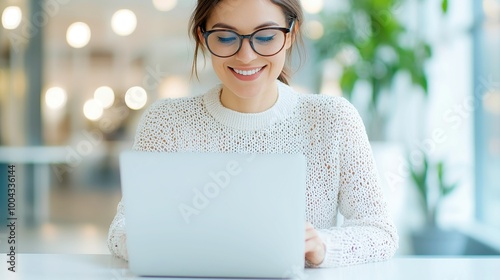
305, 222, 326, 266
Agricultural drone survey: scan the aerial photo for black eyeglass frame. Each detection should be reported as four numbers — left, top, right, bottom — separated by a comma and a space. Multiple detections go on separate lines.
201, 19, 296, 58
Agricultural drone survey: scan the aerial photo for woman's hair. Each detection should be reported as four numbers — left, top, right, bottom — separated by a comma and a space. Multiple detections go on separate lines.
189, 0, 304, 85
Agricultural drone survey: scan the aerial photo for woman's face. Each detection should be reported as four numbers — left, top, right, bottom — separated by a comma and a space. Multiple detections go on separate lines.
204, 0, 292, 111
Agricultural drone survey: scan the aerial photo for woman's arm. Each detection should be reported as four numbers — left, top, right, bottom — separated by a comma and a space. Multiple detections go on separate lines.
314, 98, 399, 268
107, 199, 129, 260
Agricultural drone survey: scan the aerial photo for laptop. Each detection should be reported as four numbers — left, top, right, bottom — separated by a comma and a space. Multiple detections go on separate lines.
119, 151, 307, 278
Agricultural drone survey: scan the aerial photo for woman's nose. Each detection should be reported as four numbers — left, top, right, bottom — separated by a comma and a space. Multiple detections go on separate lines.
235, 39, 258, 63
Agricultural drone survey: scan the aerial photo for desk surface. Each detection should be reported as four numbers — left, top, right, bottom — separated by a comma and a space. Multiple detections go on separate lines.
1, 254, 499, 280
0, 146, 68, 163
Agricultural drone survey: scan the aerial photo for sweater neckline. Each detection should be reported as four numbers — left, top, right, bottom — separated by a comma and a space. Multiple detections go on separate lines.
203, 81, 298, 131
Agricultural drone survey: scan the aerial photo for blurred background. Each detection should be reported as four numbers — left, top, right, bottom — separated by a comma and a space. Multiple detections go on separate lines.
0, 0, 499, 256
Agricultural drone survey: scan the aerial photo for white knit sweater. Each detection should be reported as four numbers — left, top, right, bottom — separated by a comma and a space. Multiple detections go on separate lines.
108, 81, 398, 267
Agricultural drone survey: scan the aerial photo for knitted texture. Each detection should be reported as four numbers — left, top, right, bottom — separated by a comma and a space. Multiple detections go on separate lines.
108, 81, 399, 267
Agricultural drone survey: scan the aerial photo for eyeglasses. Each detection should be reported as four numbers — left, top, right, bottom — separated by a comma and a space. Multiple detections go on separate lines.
202, 19, 296, 58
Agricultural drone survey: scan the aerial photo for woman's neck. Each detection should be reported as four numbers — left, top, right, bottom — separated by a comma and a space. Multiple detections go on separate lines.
219, 83, 279, 113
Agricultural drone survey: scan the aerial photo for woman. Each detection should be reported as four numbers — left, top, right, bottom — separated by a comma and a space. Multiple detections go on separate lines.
108, 0, 398, 267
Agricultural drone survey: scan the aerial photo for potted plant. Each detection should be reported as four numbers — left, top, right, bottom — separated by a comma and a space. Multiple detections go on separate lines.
312, 0, 431, 140
312, 0, 449, 140
408, 154, 466, 255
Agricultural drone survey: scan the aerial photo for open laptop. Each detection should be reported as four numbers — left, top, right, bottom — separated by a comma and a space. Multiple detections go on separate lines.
119, 151, 307, 278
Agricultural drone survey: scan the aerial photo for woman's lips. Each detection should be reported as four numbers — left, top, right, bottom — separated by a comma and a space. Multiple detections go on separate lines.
229, 66, 266, 81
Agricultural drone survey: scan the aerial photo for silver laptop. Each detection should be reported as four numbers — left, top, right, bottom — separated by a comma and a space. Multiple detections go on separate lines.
120, 151, 307, 278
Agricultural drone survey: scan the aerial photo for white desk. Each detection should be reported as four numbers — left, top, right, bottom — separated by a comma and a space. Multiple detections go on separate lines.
0, 254, 499, 280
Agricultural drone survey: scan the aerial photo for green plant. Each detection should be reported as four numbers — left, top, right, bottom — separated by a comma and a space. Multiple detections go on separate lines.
312, 0, 448, 139
314, 0, 431, 103
408, 154, 459, 228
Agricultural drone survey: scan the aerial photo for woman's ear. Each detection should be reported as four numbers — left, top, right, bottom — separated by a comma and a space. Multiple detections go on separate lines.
285, 24, 297, 49
291, 22, 299, 44
197, 26, 205, 45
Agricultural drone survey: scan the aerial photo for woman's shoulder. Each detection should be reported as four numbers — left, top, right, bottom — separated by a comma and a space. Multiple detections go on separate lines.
142, 95, 205, 118
149, 94, 204, 111
294, 91, 357, 117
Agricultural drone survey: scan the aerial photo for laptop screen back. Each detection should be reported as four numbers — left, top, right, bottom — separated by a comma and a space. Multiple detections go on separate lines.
120, 151, 306, 278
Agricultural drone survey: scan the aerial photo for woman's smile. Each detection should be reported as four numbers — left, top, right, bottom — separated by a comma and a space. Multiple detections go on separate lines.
229, 66, 266, 81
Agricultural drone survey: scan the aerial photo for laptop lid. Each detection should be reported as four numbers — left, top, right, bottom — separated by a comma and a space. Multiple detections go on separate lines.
120, 151, 306, 278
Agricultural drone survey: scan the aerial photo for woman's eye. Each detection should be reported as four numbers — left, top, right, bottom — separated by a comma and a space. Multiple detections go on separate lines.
217, 36, 237, 44
255, 35, 275, 43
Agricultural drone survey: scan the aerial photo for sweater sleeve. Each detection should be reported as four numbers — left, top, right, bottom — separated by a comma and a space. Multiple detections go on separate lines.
315, 98, 399, 268
107, 199, 128, 260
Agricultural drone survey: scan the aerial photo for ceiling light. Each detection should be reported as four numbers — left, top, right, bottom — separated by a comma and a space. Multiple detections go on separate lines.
2, 6, 22, 30
45, 87, 67, 109
125, 86, 148, 110
152, 0, 178, 12
83, 99, 104, 121
66, 22, 91, 48
94, 86, 115, 109
111, 9, 137, 36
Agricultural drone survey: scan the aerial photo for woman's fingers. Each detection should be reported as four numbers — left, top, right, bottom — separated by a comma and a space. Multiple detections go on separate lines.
304, 221, 326, 265
305, 222, 319, 241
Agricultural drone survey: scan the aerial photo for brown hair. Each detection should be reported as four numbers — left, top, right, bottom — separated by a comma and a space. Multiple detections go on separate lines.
189, 0, 304, 85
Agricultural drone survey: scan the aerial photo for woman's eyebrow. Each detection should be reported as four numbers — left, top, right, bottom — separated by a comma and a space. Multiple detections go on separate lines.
211, 21, 280, 30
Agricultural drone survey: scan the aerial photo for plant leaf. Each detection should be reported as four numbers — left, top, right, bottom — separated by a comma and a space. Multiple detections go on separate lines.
443, 183, 458, 196
442, 0, 449, 14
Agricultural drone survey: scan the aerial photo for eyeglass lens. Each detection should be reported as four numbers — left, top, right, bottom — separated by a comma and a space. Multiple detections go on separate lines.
206, 28, 286, 57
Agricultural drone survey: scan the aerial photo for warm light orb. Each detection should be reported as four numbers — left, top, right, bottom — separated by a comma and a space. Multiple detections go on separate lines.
83, 99, 104, 121
94, 86, 115, 109
152, 0, 178, 12
158, 76, 189, 99
301, 0, 324, 14
66, 22, 91, 48
305, 20, 324, 40
111, 9, 137, 36
484, 91, 500, 114
483, 0, 500, 21
45, 87, 68, 109
125, 86, 148, 110
2, 6, 22, 30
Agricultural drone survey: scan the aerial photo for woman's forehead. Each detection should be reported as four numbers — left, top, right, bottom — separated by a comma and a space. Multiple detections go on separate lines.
206, 0, 287, 30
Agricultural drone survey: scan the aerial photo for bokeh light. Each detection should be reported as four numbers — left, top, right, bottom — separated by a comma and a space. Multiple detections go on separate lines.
305, 20, 324, 40
2, 6, 22, 30
111, 9, 137, 36
45, 87, 68, 110
66, 22, 91, 48
152, 0, 178, 12
125, 86, 148, 110
301, 0, 324, 14
94, 86, 115, 109
158, 76, 189, 99
483, 0, 500, 21
83, 99, 104, 121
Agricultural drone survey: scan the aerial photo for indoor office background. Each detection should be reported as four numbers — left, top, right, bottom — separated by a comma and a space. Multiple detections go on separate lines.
0, 0, 499, 256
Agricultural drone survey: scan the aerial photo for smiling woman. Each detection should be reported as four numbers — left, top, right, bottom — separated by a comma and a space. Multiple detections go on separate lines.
108, 0, 398, 269
190, 0, 303, 113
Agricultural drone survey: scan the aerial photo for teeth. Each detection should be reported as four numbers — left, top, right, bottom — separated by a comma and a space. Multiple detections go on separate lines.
233, 67, 262, 76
